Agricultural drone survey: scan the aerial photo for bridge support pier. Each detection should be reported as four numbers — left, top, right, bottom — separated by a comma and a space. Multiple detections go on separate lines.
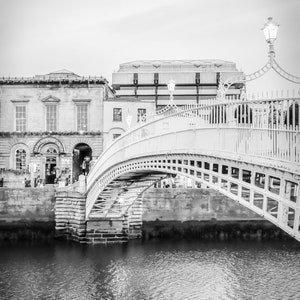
125, 197, 143, 239
55, 191, 131, 243
55, 191, 87, 242
85, 219, 128, 243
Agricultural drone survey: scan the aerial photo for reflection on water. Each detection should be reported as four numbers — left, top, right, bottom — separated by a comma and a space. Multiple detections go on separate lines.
0, 240, 300, 300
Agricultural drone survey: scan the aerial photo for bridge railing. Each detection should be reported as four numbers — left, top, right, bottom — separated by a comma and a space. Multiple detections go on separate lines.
87, 96, 300, 193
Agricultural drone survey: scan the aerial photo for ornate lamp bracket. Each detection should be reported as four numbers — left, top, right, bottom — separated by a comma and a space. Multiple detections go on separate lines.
217, 17, 300, 101
272, 59, 300, 84
217, 61, 272, 100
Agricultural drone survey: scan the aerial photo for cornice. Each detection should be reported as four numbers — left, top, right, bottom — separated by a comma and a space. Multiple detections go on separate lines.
10, 99, 30, 103
72, 99, 92, 103
41, 95, 61, 103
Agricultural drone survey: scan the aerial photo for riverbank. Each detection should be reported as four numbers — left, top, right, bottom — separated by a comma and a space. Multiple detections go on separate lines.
0, 220, 291, 242
0, 187, 291, 242
142, 220, 292, 241
0, 220, 55, 240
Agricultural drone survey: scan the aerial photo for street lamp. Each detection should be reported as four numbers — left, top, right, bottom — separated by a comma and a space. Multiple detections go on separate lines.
217, 17, 300, 100
262, 17, 279, 46
167, 79, 175, 106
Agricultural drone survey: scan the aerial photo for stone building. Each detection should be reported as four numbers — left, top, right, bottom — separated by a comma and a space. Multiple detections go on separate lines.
0, 60, 245, 185
0, 69, 112, 185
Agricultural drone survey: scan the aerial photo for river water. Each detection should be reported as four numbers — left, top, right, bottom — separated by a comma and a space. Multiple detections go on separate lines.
0, 239, 300, 300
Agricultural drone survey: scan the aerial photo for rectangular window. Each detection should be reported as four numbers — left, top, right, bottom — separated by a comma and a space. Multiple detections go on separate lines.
77, 105, 88, 131
137, 108, 146, 122
113, 133, 121, 140
46, 105, 57, 131
16, 105, 26, 132
113, 108, 122, 121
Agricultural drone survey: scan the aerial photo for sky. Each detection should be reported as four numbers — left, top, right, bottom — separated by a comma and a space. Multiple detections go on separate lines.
0, 0, 299, 93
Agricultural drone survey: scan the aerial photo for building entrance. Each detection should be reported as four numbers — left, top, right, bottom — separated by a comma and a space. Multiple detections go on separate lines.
45, 157, 57, 184
72, 143, 92, 182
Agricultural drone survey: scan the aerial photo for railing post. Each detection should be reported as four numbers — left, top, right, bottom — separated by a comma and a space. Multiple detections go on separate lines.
294, 209, 300, 237
237, 166, 242, 199
217, 161, 222, 188
249, 169, 255, 205
263, 174, 269, 213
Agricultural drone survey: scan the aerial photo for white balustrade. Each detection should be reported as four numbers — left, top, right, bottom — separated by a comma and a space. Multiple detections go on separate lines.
86, 96, 300, 222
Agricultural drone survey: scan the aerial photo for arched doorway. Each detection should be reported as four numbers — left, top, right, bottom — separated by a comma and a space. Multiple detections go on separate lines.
73, 143, 92, 181
33, 137, 66, 185
44, 147, 58, 184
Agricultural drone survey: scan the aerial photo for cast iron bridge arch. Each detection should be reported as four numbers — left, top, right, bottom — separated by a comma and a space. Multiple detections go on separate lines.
80, 96, 300, 242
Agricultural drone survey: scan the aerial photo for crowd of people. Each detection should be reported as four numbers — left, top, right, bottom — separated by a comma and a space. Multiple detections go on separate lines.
23, 168, 71, 188
21, 156, 93, 188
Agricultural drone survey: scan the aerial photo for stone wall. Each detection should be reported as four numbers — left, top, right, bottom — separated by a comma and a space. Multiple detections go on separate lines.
0, 186, 283, 242
142, 188, 261, 221
0, 187, 55, 239
55, 191, 86, 242
0, 169, 29, 188
141, 188, 290, 240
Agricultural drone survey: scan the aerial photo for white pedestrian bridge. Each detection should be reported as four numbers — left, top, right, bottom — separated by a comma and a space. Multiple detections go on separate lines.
83, 96, 300, 242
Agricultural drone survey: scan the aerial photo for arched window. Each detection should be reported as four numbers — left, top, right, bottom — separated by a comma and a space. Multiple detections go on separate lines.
46, 147, 58, 155
16, 149, 27, 170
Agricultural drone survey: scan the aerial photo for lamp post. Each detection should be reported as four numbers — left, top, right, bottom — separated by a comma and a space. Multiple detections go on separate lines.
262, 17, 279, 58
167, 79, 176, 106
217, 17, 300, 100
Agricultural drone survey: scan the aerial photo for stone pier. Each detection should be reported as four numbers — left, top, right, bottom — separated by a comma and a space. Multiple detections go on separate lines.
55, 191, 87, 242
55, 189, 131, 243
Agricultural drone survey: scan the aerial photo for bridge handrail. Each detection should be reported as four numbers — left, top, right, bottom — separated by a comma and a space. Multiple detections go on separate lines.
87, 96, 300, 191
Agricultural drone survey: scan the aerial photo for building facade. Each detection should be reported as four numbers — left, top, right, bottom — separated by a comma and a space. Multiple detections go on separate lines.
0, 60, 246, 186
103, 59, 245, 149
112, 59, 244, 108
0, 70, 112, 185
104, 60, 246, 187
103, 98, 155, 148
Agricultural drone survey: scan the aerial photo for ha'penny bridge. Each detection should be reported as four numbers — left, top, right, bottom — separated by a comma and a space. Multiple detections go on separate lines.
55, 95, 300, 243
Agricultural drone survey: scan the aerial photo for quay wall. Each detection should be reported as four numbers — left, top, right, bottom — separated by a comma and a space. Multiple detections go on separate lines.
0, 187, 55, 240
143, 188, 261, 221
142, 188, 288, 240
0, 187, 287, 241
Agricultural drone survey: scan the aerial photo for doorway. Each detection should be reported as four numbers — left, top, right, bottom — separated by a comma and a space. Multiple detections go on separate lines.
72, 143, 92, 182
45, 156, 57, 184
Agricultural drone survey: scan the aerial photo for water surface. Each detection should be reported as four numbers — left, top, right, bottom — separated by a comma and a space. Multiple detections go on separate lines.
0, 240, 300, 299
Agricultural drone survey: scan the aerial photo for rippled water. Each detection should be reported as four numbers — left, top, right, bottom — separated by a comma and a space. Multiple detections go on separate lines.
0, 240, 300, 300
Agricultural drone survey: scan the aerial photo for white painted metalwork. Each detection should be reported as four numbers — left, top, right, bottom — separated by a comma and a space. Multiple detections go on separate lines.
85, 94, 300, 242
217, 17, 300, 100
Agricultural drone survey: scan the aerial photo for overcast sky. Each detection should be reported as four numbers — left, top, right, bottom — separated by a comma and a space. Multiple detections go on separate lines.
0, 0, 299, 93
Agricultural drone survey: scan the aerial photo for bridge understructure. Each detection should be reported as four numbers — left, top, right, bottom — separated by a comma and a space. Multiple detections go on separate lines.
55, 96, 300, 243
